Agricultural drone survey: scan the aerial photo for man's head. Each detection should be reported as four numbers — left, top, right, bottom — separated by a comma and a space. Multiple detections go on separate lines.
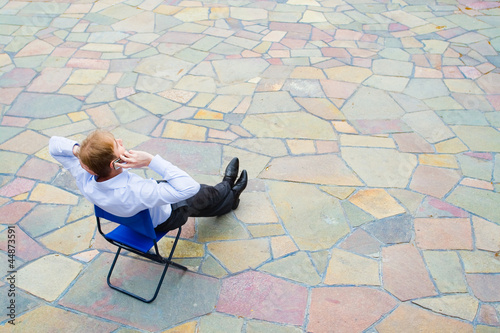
79, 130, 125, 177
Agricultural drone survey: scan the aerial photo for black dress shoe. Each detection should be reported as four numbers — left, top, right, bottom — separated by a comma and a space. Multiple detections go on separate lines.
232, 170, 248, 209
223, 157, 239, 186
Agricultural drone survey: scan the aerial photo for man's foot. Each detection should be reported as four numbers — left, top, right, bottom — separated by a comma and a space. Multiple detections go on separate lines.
223, 157, 239, 186
232, 170, 247, 209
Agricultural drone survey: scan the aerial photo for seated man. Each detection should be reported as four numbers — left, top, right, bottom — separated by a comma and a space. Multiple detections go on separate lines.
49, 129, 247, 233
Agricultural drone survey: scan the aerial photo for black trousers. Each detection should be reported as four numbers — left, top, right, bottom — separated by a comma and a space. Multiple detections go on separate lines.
154, 182, 234, 233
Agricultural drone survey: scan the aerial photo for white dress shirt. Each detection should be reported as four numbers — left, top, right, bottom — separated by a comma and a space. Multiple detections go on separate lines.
49, 136, 200, 227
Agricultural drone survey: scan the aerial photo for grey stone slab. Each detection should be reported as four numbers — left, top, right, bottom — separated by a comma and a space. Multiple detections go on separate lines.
403, 110, 455, 143
457, 154, 493, 181
6, 93, 83, 118
403, 79, 450, 100
129, 92, 180, 115
452, 126, 500, 152
341, 87, 405, 120
282, 79, 325, 98
19, 204, 69, 238
342, 147, 417, 188
59, 253, 219, 331
212, 58, 269, 84
260, 251, 322, 285
342, 201, 375, 227
268, 181, 350, 251
363, 214, 413, 245
437, 110, 489, 126
372, 59, 414, 77
134, 54, 194, 80
248, 91, 301, 114
447, 186, 500, 223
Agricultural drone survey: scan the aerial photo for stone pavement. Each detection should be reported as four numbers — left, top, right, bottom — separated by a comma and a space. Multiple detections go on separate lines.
0, 0, 500, 331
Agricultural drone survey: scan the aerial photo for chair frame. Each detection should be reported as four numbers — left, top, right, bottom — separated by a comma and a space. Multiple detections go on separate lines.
95, 205, 187, 303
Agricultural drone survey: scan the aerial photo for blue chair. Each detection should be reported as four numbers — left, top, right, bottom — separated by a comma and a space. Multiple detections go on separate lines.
94, 205, 187, 303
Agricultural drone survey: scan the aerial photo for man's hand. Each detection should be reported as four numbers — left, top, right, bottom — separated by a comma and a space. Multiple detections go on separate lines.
116, 150, 153, 169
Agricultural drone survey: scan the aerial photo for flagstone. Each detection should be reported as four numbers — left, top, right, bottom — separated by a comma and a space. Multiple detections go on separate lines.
363, 214, 413, 245
447, 186, 500, 223
286, 139, 315, 154
393, 132, 434, 153
217, 270, 307, 326
460, 250, 500, 273
422, 250, 468, 293
17, 254, 83, 301
376, 303, 473, 333
29, 183, 79, 205
246, 320, 302, 333
0, 68, 36, 87
325, 249, 380, 285
197, 214, 249, 242
340, 134, 396, 148
260, 251, 322, 285
60, 253, 219, 331
410, 165, 461, 198
0, 177, 35, 198
17, 157, 59, 181
415, 218, 473, 250
234, 192, 278, 224
453, 126, 500, 152
242, 112, 337, 140
320, 79, 358, 100
213, 58, 269, 84
268, 182, 350, 251
308, 287, 397, 333
208, 239, 270, 273
260, 154, 361, 186
477, 305, 500, 327
39, 216, 95, 255
416, 196, 468, 218
364, 75, 409, 92
323, 65, 371, 83
13, 305, 118, 332
435, 137, 468, 154
341, 87, 404, 120
473, 216, 500, 252
403, 110, 455, 143
339, 228, 382, 257
458, 154, 493, 181
372, 59, 413, 77
382, 243, 437, 301
342, 147, 417, 188
467, 274, 500, 302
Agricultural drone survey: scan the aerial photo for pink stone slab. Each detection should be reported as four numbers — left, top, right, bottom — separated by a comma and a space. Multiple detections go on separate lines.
382, 243, 437, 301
217, 270, 308, 326
320, 80, 357, 99
443, 66, 464, 78
466, 274, 500, 302
0, 202, 36, 224
67, 58, 110, 70
415, 218, 473, 250
0, 226, 49, 261
0, 87, 24, 104
321, 47, 351, 59
308, 287, 397, 333
393, 132, 434, 153
0, 178, 36, 197
1, 115, 30, 127
410, 165, 461, 198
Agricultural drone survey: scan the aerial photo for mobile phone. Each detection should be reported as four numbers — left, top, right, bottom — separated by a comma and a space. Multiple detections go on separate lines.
113, 158, 123, 170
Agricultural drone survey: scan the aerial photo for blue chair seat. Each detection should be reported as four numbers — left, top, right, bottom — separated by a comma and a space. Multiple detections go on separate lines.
106, 225, 168, 253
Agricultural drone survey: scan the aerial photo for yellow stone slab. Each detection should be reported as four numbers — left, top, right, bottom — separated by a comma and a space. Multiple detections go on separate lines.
154, 5, 182, 15
59, 84, 95, 96
195, 109, 224, 120
67, 111, 89, 122
174, 7, 209, 21
324, 65, 372, 83
349, 188, 406, 219
290, 66, 326, 79
158, 238, 204, 258
419, 154, 459, 169
164, 321, 198, 333
324, 249, 381, 285
247, 224, 285, 237
435, 138, 468, 154
209, 7, 229, 19
271, 236, 299, 259
340, 134, 396, 148
39, 217, 95, 255
287, 139, 316, 154
208, 239, 270, 273
29, 183, 79, 205
81, 43, 124, 53
67, 69, 108, 85
162, 121, 207, 141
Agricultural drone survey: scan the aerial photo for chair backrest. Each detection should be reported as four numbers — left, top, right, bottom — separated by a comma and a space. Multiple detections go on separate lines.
94, 205, 156, 239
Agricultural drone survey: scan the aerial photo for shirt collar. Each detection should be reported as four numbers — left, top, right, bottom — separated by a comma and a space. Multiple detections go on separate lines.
92, 170, 129, 189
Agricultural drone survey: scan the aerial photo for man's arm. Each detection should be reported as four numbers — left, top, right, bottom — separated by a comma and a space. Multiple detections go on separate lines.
49, 136, 81, 171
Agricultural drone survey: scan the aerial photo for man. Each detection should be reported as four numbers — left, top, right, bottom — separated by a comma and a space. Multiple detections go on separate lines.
49, 129, 247, 232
